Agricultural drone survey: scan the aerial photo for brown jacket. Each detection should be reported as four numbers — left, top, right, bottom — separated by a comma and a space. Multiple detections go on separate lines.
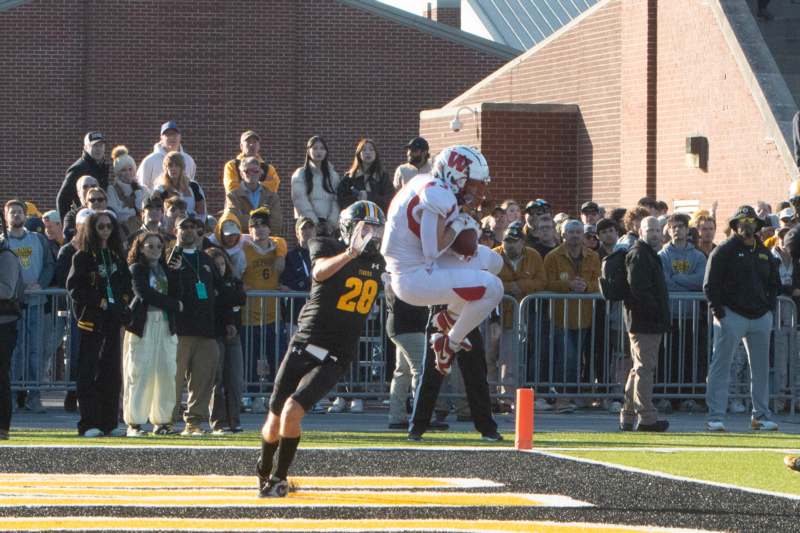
493, 244, 546, 328
225, 184, 284, 235
543, 244, 601, 329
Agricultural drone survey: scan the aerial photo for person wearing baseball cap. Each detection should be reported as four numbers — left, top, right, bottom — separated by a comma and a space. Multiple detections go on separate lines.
704, 205, 781, 433
222, 130, 281, 195
57, 131, 110, 222
580, 201, 601, 225
491, 221, 546, 411
136, 120, 196, 193
280, 216, 317, 325
393, 136, 432, 190
583, 223, 599, 252
543, 217, 601, 413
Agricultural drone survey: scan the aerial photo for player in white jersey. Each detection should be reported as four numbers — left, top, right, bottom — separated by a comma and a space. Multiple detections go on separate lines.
381, 145, 503, 373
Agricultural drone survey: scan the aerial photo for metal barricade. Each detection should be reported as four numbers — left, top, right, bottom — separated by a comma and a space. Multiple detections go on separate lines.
15, 288, 798, 412
518, 292, 799, 410
9, 288, 72, 396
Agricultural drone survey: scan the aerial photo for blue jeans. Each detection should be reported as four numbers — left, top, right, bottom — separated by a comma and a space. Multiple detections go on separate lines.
553, 328, 590, 392
11, 303, 42, 404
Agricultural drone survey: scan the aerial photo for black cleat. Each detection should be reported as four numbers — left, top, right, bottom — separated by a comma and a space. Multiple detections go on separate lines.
481, 432, 504, 442
407, 432, 423, 442
259, 476, 289, 498
637, 420, 669, 432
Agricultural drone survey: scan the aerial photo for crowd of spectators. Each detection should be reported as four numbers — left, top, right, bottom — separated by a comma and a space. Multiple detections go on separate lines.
0, 123, 797, 440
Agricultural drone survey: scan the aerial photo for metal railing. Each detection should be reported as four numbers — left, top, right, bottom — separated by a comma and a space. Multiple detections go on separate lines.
10, 289, 800, 411
517, 292, 798, 411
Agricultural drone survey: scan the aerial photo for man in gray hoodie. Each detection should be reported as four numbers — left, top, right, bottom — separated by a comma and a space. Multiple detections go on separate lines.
3, 200, 55, 414
658, 213, 708, 412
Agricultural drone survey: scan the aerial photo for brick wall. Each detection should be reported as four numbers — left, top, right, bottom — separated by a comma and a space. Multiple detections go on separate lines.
420, 104, 578, 214
654, 0, 793, 224
430, 7, 461, 29
446, 0, 623, 211
0, 0, 509, 237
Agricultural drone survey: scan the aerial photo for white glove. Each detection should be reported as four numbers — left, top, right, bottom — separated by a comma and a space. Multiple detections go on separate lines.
348, 221, 373, 257
448, 213, 481, 236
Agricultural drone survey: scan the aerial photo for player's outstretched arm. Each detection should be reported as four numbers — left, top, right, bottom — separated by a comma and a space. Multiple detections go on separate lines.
312, 250, 356, 282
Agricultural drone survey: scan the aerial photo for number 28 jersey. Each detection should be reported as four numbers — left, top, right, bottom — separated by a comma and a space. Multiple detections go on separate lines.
292, 237, 384, 357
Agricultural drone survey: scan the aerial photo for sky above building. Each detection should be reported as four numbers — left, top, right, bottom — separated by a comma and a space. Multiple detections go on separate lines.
377, 0, 492, 40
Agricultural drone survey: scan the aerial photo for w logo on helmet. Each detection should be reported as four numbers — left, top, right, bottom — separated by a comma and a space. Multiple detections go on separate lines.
447, 151, 472, 176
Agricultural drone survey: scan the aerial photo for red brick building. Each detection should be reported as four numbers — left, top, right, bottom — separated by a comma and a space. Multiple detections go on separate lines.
420, 0, 800, 225
0, 0, 516, 235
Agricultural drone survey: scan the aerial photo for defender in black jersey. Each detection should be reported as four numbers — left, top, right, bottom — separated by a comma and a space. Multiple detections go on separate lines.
257, 200, 385, 498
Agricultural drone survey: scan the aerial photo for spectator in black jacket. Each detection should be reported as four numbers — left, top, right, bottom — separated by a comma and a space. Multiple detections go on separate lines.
122, 232, 182, 437
280, 217, 315, 326
704, 205, 782, 432
206, 247, 247, 434
336, 139, 393, 213
620, 216, 670, 433
55, 207, 93, 412
170, 213, 221, 436
57, 132, 110, 221
66, 210, 132, 437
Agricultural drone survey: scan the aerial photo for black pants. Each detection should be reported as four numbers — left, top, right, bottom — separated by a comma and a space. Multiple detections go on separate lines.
410, 324, 497, 437
76, 326, 122, 435
0, 321, 18, 432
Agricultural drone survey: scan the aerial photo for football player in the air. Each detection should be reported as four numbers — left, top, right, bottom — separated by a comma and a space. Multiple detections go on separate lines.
257, 200, 385, 498
381, 145, 503, 374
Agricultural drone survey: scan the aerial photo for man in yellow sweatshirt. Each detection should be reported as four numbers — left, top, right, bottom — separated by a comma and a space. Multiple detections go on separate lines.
491, 222, 546, 409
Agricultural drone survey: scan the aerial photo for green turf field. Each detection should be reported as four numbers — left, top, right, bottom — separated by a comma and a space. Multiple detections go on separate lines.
3, 429, 798, 449
554, 450, 800, 496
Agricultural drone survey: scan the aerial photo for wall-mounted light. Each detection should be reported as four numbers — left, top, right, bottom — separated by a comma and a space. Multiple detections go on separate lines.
685, 136, 708, 171
450, 106, 477, 132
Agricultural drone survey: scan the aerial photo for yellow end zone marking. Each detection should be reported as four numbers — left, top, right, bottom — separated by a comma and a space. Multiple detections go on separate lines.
0, 518, 719, 532
0, 490, 590, 508
0, 474, 500, 489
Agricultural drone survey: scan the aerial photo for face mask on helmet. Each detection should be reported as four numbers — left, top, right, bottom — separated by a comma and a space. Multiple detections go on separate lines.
339, 201, 386, 256
458, 179, 487, 208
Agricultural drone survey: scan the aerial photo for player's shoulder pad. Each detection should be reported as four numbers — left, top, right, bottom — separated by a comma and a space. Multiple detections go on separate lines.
309, 236, 345, 262
417, 179, 456, 217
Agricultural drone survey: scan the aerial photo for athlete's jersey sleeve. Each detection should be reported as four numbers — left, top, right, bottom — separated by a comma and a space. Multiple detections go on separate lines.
309, 237, 339, 264
414, 181, 457, 219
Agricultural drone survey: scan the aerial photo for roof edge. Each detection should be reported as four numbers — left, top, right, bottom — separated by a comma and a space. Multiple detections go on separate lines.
712, 0, 799, 180
446, 0, 612, 107
0, 0, 31, 12
421, 102, 579, 119
337, 0, 520, 60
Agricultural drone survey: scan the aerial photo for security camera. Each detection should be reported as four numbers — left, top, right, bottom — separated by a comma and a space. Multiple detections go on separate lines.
450, 118, 462, 132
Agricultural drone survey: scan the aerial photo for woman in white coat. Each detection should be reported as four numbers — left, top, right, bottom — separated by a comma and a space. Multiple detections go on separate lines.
290, 136, 340, 236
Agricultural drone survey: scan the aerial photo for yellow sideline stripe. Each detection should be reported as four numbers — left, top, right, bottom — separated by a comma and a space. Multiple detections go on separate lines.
0, 491, 588, 508
0, 518, 716, 532
0, 474, 500, 489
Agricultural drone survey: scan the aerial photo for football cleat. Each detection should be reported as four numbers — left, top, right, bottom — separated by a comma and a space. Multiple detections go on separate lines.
432, 310, 456, 334
430, 333, 471, 375
259, 475, 289, 498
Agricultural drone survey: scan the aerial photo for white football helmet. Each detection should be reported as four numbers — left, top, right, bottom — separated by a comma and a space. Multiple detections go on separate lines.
433, 146, 490, 206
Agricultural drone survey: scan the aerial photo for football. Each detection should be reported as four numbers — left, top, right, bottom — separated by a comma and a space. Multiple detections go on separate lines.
450, 229, 478, 257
